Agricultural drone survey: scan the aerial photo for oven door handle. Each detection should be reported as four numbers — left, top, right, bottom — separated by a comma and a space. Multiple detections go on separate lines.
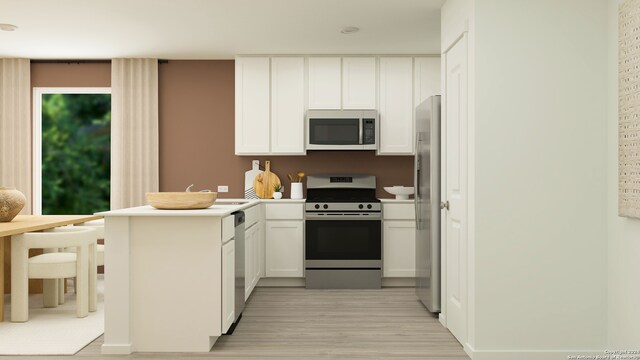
305, 213, 381, 220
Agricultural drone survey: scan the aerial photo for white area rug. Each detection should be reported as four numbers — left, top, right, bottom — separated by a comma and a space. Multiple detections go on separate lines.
0, 276, 104, 355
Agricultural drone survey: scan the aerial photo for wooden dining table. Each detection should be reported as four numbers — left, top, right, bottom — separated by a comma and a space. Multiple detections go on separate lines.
0, 214, 102, 322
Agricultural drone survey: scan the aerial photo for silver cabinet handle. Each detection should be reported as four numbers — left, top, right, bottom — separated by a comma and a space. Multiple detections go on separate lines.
440, 201, 449, 210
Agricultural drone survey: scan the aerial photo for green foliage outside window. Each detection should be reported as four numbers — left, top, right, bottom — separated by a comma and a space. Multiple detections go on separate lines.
41, 93, 111, 215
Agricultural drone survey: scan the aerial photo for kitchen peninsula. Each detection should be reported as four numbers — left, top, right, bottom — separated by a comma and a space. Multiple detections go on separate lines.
98, 199, 265, 354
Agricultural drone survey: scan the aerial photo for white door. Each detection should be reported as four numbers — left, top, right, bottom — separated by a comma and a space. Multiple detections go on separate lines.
271, 57, 305, 154
342, 57, 376, 109
383, 220, 416, 277
308, 57, 341, 109
378, 57, 414, 154
265, 221, 304, 277
245, 225, 255, 300
443, 35, 468, 344
235, 57, 270, 154
221, 240, 235, 333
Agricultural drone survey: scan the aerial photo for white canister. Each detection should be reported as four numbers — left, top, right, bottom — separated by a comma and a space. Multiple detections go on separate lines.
290, 182, 303, 199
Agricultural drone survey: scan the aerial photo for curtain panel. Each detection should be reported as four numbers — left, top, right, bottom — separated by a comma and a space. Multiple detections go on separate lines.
0, 58, 31, 214
110, 59, 159, 210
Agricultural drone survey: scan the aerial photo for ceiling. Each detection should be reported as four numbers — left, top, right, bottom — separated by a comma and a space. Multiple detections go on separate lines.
0, 0, 444, 59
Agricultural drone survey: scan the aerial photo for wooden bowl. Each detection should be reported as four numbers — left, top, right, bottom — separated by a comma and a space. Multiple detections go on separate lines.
145, 192, 217, 210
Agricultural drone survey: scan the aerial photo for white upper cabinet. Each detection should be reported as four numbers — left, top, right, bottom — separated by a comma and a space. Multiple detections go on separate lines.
235, 57, 270, 155
235, 55, 440, 156
414, 57, 441, 105
271, 57, 305, 154
342, 57, 376, 109
308, 57, 341, 109
378, 57, 414, 155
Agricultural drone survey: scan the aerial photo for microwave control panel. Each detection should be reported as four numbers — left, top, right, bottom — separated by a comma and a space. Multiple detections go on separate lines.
363, 119, 376, 145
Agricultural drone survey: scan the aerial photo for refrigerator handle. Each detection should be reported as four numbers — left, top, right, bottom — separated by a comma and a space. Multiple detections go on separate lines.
415, 136, 421, 230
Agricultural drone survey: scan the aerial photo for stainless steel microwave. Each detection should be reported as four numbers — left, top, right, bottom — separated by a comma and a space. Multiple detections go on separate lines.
306, 110, 378, 150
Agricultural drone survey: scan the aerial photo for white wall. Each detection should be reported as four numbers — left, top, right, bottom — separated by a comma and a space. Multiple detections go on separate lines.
443, 0, 610, 357
607, 0, 640, 348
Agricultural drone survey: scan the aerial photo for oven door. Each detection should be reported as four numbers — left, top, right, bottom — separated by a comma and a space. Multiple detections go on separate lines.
305, 215, 381, 268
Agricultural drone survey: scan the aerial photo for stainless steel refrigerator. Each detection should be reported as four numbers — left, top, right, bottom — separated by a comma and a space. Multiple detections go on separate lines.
415, 95, 441, 313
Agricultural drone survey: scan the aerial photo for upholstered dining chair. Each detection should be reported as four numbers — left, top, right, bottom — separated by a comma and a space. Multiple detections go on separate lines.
11, 227, 97, 322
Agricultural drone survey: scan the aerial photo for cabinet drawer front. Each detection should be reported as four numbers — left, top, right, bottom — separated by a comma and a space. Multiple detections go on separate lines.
383, 203, 416, 220
265, 204, 304, 220
244, 204, 261, 228
222, 215, 235, 243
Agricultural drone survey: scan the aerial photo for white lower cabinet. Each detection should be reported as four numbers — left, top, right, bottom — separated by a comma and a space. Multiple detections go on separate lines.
266, 221, 304, 277
222, 239, 235, 333
245, 223, 261, 300
382, 202, 416, 277
383, 221, 416, 277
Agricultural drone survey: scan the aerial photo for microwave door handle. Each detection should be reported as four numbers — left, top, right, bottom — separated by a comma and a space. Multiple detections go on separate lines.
358, 118, 363, 145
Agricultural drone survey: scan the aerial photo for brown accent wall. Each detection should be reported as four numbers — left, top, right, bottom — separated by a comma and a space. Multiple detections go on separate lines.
159, 60, 414, 199
31, 62, 111, 87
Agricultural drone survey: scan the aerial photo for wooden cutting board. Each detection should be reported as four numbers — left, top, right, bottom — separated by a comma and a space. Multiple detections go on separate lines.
253, 161, 281, 199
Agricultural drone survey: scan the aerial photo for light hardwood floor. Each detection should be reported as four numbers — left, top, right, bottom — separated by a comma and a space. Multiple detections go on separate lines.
77, 287, 470, 359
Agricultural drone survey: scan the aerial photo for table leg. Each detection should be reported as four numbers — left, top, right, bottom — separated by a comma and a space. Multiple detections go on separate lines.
1, 236, 6, 322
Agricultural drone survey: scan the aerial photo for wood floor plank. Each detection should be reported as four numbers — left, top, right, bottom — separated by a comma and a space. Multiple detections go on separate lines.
73, 287, 470, 359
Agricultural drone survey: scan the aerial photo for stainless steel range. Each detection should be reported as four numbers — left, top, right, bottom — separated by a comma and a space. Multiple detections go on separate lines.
305, 174, 382, 289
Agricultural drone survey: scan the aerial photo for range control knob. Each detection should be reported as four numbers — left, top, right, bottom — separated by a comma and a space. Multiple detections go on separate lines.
358, 204, 364, 209
323, 204, 329, 209
314, 204, 320, 209
367, 204, 372, 209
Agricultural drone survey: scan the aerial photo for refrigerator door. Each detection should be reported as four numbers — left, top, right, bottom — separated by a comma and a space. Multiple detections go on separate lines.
415, 96, 441, 313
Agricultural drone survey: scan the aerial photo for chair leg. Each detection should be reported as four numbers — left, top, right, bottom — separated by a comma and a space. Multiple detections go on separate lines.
11, 238, 29, 322
58, 278, 65, 305
89, 243, 97, 312
75, 245, 89, 318
43, 279, 59, 308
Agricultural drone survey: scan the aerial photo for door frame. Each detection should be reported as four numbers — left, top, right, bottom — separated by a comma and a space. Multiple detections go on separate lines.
32, 87, 111, 215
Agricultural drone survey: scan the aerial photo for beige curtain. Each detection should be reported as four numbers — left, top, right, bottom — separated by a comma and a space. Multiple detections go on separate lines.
110, 59, 159, 210
0, 58, 31, 214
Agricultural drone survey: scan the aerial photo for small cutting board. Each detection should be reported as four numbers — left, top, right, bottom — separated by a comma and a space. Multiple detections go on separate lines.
244, 160, 261, 199
253, 161, 281, 199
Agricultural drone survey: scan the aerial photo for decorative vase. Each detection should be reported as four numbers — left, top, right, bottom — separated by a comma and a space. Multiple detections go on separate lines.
273, 192, 283, 200
290, 182, 303, 199
0, 187, 26, 222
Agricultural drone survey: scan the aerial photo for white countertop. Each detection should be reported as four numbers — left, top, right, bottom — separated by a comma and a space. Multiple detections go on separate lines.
97, 198, 306, 217
379, 198, 415, 203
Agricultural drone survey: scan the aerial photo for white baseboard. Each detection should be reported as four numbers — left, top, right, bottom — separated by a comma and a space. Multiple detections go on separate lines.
257, 277, 415, 287
257, 277, 305, 287
465, 344, 606, 360
382, 277, 415, 287
101, 343, 132, 355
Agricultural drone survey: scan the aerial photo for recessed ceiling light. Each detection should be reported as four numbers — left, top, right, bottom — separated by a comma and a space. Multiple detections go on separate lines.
340, 26, 360, 35
0, 23, 18, 31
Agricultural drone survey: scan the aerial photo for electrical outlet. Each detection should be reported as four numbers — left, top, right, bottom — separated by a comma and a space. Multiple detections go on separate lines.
217, 185, 229, 193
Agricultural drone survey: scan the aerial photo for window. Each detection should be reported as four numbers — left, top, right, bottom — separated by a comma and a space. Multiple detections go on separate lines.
33, 88, 111, 215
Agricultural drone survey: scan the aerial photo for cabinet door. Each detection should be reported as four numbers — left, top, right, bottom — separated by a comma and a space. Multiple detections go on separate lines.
222, 240, 235, 333
258, 217, 265, 278
271, 57, 305, 154
235, 57, 270, 154
378, 57, 414, 155
414, 57, 441, 105
383, 221, 416, 277
342, 57, 376, 109
308, 57, 341, 109
245, 226, 255, 300
253, 225, 261, 288
266, 221, 304, 277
